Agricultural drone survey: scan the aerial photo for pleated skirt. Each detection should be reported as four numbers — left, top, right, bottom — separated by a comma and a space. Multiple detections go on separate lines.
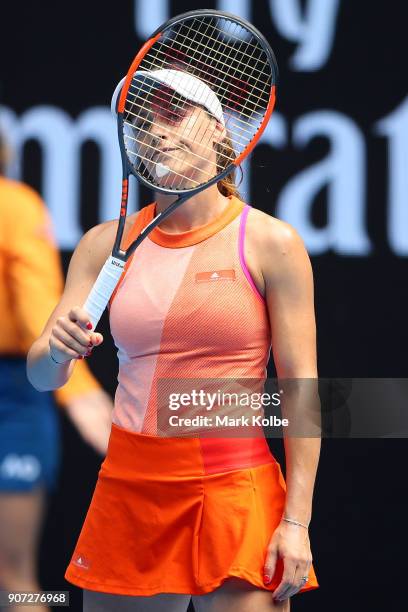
65, 422, 319, 596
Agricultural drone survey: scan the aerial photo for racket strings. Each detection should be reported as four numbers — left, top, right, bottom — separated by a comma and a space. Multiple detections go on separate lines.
125, 147, 202, 186
161, 17, 271, 100
124, 124, 227, 189
124, 119, 235, 168
125, 86, 234, 189
168, 19, 271, 90
127, 79, 266, 136
170, 17, 266, 69
124, 89, 257, 184
124, 85, 229, 173
125, 91, 262, 147
143, 40, 270, 105
123, 126, 222, 179
149, 17, 272, 124
123, 14, 274, 191
137, 55, 269, 134
138, 50, 270, 116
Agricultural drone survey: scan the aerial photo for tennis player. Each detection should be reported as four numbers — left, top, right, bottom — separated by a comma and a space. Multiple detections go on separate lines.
0, 132, 113, 608
27, 71, 321, 612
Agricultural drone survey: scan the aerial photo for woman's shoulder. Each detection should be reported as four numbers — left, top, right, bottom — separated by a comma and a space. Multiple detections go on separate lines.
72, 209, 144, 275
244, 205, 310, 285
245, 205, 305, 253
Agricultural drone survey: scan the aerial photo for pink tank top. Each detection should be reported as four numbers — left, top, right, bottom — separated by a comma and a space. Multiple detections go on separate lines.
109, 196, 276, 473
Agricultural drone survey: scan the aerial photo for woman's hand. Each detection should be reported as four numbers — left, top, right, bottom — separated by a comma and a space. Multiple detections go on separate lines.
263, 520, 313, 602
49, 306, 103, 364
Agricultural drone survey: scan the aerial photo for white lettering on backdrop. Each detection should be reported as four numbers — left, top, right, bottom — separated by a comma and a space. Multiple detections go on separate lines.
2, 102, 407, 256
0, 107, 122, 249
376, 96, 408, 255
276, 111, 371, 255
268, 0, 340, 70
133, 0, 339, 72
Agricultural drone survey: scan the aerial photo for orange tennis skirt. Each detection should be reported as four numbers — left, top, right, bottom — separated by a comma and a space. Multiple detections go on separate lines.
65, 423, 319, 596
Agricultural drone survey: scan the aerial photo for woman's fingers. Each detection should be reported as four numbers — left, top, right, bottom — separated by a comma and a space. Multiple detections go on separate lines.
282, 561, 311, 600
273, 556, 312, 601
49, 307, 104, 362
91, 332, 104, 346
49, 337, 81, 363
68, 306, 93, 329
52, 325, 89, 355
272, 558, 298, 602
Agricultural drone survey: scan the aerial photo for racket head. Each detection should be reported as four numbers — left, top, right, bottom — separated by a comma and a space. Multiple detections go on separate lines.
112, 9, 279, 195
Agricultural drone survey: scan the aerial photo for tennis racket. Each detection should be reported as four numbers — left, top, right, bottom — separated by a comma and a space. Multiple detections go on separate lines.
83, 9, 279, 329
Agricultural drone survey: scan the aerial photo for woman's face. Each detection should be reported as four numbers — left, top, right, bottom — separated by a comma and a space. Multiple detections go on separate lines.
128, 85, 225, 189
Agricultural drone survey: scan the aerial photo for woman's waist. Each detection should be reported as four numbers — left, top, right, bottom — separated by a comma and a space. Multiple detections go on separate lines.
101, 422, 277, 479
117, 346, 269, 376
113, 375, 271, 440
116, 370, 270, 405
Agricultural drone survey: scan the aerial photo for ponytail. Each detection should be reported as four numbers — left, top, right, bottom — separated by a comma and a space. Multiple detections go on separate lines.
215, 134, 243, 200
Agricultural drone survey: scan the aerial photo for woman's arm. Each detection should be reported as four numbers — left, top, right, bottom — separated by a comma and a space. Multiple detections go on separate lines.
26, 221, 116, 392
253, 212, 321, 601
262, 218, 321, 524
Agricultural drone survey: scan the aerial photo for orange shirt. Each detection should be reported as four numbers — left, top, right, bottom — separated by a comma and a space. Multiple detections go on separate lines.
0, 176, 100, 404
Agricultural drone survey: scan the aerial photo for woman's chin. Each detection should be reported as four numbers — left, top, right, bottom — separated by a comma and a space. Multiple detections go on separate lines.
151, 167, 197, 190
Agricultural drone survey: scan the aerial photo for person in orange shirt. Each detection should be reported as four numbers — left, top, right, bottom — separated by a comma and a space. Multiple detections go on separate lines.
0, 132, 113, 611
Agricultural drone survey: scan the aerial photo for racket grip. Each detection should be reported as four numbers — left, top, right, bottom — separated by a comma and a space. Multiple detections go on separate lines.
83, 255, 125, 329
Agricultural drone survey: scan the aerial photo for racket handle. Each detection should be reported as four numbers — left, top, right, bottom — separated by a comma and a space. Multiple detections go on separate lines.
83, 255, 125, 329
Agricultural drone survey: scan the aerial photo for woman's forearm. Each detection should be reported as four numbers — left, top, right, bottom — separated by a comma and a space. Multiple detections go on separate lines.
27, 339, 75, 391
282, 436, 321, 525
279, 379, 321, 525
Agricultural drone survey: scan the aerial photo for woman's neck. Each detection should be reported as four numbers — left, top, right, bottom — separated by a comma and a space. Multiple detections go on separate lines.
154, 184, 231, 233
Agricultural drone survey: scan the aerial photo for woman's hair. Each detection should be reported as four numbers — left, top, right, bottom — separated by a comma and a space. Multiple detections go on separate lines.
214, 133, 243, 200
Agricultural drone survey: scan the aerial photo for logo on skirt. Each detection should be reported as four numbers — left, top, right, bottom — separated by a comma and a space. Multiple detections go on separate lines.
73, 554, 90, 570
